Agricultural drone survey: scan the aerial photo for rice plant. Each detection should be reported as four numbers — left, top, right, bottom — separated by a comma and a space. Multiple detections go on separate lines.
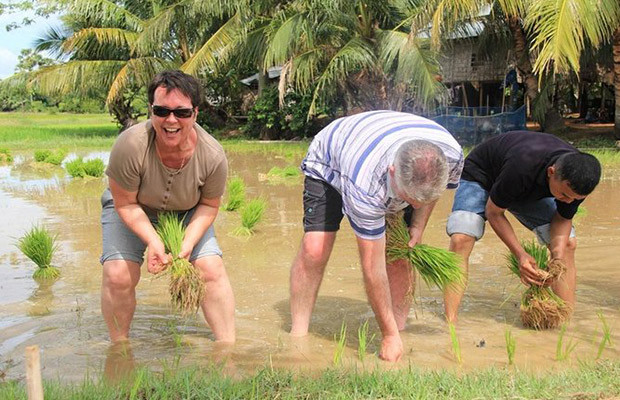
65, 158, 86, 177
357, 320, 375, 362
83, 158, 105, 177
385, 213, 463, 290
16, 225, 60, 280
506, 241, 571, 330
222, 177, 245, 211
333, 321, 347, 367
448, 323, 462, 364
505, 329, 516, 365
44, 149, 67, 166
0, 148, 13, 162
265, 166, 301, 185
232, 198, 267, 236
156, 212, 204, 315
34, 149, 52, 162
596, 311, 612, 360
556, 324, 578, 361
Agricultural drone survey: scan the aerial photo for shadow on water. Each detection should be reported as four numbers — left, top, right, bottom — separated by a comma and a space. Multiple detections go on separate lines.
0, 150, 619, 380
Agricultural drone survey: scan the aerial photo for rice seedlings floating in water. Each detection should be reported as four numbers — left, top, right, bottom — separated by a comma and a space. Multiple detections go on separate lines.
16, 225, 60, 280
0, 148, 13, 163
65, 157, 105, 178
34, 150, 51, 162
506, 241, 572, 330
222, 177, 245, 211
505, 328, 516, 365
555, 324, 578, 361
385, 213, 463, 290
264, 166, 301, 185
156, 212, 204, 315
232, 198, 266, 236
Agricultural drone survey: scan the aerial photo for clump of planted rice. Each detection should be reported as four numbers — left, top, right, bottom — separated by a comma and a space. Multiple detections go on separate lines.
16, 225, 60, 280
156, 212, 204, 315
506, 241, 571, 330
385, 212, 463, 290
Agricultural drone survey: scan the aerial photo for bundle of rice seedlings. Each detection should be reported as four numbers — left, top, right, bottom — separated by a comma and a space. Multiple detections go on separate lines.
44, 150, 67, 166
222, 177, 246, 211
65, 158, 86, 178
232, 198, 267, 236
16, 226, 60, 280
385, 213, 463, 290
156, 212, 204, 314
34, 150, 52, 162
506, 241, 571, 330
0, 148, 13, 163
83, 158, 105, 177
266, 166, 301, 184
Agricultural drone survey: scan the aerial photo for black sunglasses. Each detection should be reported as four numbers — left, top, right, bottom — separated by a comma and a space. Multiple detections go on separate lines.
151, 105, 195, 119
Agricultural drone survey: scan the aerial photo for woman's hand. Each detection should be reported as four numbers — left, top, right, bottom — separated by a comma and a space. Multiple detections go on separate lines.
147, 239, 171, 274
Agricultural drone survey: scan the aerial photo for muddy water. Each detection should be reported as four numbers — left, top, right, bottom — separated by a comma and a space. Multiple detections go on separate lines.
0, 151, 619, 381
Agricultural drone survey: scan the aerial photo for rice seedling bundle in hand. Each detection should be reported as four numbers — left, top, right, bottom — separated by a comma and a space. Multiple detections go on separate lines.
16, 226, 60, 280
222, 177, 246, 211
385, 213, 463, 290
232, 198, 267, 236
506, 241, 571, 330
156, 212, 204, 315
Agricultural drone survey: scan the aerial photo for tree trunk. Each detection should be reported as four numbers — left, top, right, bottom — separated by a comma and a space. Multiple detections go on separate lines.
508, 16, 565, 132
613, 26, 620, 139
108, 98, 138, 133
257, 69, 269, 98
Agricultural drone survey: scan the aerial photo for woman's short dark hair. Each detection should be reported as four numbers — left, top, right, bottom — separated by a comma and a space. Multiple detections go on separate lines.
147, 70, 203, 108
555, 152, 601, 195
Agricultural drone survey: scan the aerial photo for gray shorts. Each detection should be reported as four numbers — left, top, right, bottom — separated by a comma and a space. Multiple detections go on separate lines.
100, 189, 222, 265
446, 180, 575, 245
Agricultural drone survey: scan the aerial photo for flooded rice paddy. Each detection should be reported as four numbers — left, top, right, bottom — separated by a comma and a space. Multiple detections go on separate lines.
0, 150, 619, 381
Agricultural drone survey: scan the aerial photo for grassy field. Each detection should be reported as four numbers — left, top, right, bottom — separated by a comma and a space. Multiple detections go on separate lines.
1, 361, 619, 399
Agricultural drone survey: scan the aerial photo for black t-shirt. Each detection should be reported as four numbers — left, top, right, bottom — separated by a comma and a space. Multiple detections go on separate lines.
462, 131, 582, 219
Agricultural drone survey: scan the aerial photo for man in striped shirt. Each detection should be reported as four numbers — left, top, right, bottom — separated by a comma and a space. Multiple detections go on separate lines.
289, 110, 464, 362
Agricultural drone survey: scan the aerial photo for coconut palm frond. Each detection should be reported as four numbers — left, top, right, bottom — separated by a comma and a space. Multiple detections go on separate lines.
63, 27, 138, 54
263, 12, 307, 69
106, 57, 176, 104
287, 47, 322, 92
32, 60, 125, 97
308, 37, 376, 116
181, 12, 242, 74
70, 0, 144, 31
33, 25, 72, 57
379, 30, 445, 109
527, 0, 620, 75
133, 4, 179, 56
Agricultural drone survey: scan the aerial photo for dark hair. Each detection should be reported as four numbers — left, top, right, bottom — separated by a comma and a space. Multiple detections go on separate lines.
555, 152, 601, 195
147, 70, 202, 108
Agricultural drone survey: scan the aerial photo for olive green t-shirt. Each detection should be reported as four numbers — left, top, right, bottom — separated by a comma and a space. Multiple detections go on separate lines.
106, 120, 228, 213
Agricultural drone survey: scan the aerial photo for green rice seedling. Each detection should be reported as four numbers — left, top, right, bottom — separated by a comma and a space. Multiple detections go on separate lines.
556, 324, 578, 361
16, 225, 60, 280
448, 323, 462, 364
505, 329, 516, 365
506, 241, 571, 330
65, 157, 86, 178
596, 311, 612, 360
83, 158, 105, 177
0, 148, 13, 162
222, 177, 246, 211
574, 206, 588, 220
232, 198, 267, 236
156, 212, 204, 315
44, 149, 67, 165
268, 166, 300, 177
385, 213, 463, 290
34, 149, 52, 162
333, 321, 347, 367
357, 319, 375, 362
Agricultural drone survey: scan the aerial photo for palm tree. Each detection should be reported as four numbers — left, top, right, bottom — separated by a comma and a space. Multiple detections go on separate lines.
614, 26, 620, 139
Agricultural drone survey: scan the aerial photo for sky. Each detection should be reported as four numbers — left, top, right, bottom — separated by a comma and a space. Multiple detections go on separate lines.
0, 10, 61, 79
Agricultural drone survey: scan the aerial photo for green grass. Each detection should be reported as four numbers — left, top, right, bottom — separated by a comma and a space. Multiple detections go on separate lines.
505, 328, 516, 365
357, 320, 374, 362
0, 112, 119, 149
556, 324, 578, 361
333, 321, 347, 367
596, 312, 613, 360
3, 361, 620, 399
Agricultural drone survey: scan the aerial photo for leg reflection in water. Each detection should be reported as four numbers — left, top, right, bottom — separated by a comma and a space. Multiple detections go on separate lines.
104, 341, 135, 383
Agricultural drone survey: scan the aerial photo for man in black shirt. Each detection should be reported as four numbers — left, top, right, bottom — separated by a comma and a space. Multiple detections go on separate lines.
444, 131, 601, 322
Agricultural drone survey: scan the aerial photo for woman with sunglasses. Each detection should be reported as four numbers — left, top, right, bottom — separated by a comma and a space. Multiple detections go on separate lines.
99, 70, 235, 344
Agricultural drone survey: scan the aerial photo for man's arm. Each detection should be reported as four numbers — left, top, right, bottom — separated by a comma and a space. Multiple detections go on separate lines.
178, 196, 221, 259
485, 198, 544, 286
109, 177, 169, 274
356, 235, 403, 362
407, 199, 438, 246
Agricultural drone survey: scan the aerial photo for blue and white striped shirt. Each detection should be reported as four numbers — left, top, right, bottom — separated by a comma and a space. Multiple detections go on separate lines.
301, 110, 463, 240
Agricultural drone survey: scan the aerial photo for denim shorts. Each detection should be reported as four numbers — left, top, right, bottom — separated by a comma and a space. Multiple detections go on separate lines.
100, 188, 222, 265
446, 179, 575, 244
